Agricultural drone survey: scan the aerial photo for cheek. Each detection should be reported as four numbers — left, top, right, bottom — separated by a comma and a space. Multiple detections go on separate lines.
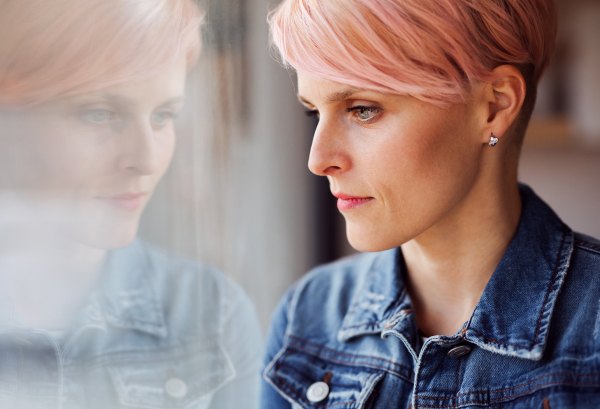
348, 106, 482, 249
5, 123, 102, 189
153, 130, 176, 179
375, 108, 478, 203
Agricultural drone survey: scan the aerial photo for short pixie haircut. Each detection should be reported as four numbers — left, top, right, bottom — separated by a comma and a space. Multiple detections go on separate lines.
0, 0, 203, 106
269, 0, 557, 137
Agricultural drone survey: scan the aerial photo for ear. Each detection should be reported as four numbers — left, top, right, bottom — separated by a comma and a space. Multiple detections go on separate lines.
480, 65, 526, 144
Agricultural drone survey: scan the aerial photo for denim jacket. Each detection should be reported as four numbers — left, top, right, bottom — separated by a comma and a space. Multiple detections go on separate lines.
261, 185, 600, 408
0, 239, 262, 409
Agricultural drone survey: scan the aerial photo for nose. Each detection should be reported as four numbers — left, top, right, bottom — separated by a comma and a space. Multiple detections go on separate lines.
307, 119, 350, 176
117, 120, 161, 175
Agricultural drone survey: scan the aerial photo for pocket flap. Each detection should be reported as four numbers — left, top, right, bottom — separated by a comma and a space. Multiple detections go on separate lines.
110, 340, 235, 408
264, 344, 384, 409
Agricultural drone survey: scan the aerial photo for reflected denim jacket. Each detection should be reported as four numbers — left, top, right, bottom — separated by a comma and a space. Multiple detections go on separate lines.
0, 240, 262, 409
261, 185, 600, 408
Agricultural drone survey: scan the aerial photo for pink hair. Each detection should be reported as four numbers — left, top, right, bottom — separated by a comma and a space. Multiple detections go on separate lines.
269, 0, 557, 105
0, 0, 203, 106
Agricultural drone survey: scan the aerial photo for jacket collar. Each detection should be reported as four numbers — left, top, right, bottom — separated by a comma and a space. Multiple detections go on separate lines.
97, 239, 168, 338
338, 184, 574, 361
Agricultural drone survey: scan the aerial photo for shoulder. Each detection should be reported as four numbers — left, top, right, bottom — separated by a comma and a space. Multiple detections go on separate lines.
551, 232, 600, 351
574, 232, 600, 256
568, 232, 600, 285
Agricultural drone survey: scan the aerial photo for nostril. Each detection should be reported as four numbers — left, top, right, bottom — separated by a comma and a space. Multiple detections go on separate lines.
323, 165, 341, 174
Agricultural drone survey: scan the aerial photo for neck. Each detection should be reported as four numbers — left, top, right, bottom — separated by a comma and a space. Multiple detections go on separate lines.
401, 157, 521, 336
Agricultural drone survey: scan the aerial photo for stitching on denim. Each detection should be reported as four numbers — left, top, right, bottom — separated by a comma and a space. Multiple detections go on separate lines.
414, 380, 600, 408
574, 239, 600, 255
286, 341, 413, 382
533, 228, 567, 346
274, 351, 358, 408
288, 335, 414, 373
418, 371, 600, 400
542, 397, 551, 409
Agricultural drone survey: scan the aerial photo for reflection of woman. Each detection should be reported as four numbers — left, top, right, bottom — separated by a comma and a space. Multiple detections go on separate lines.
262, 0, 600, 408
0, 1, 260, 408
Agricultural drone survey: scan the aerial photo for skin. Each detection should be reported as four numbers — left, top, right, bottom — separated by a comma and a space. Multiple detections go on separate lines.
298, 66, 526, 336
0, 58, 187, 329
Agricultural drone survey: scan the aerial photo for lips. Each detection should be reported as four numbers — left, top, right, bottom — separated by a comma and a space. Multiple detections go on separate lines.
96, 192, 146, 210
332, 193, 373, 211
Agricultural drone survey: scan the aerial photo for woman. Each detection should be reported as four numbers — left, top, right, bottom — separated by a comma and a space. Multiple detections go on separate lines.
0, 1, 261, 408
261, 0, 600, 407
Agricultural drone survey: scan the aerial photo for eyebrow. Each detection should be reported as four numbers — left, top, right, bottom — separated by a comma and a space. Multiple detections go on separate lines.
298, 88, 361, 106
95, 93, 185, 107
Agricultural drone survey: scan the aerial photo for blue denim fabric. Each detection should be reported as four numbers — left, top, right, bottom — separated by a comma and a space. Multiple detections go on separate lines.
261, 185, 600, 408
0, 240, 262, 409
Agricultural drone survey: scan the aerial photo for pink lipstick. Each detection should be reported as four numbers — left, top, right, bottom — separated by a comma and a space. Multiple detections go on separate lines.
96, 192, 146, 210
332, 193, 373, 211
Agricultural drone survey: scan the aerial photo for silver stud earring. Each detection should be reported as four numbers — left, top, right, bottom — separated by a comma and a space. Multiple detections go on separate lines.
489, 134, 499, 147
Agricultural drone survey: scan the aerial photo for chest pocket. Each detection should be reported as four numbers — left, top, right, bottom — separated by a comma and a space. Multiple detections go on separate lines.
109, 340, 235, 408
264, 345, 385, 409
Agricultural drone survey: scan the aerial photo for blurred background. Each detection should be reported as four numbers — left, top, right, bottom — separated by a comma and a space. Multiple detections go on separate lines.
138, 0, 600, 331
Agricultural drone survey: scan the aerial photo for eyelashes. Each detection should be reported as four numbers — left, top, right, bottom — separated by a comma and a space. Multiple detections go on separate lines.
304, 105, 382, 124
347, 106, 381, 122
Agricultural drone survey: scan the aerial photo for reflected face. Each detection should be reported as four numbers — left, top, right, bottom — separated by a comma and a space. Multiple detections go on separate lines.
298, 74, 484, 252
0, 59, 188, 249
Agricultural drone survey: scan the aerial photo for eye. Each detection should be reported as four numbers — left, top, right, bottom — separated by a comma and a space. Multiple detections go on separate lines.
79, 109, 115, 125
151, 111, 178, 127
348, 106, 380, 122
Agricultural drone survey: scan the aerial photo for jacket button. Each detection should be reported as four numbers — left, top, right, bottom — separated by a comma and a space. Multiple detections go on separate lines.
306, 381, 329, 402
447, 344, 472, 358
164, 378, 188, 398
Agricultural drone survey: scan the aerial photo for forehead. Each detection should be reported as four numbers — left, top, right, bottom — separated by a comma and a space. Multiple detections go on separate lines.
297, 73, 361, 105
98, 58, 188, 104
57, 60, 187, 115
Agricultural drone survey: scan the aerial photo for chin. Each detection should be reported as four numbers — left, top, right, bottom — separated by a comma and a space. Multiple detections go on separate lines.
345, 219, 413, 253
66, 215, 141, 250
346, 225, 391, 253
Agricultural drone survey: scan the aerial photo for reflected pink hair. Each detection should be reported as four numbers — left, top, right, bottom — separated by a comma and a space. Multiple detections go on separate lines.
269, 0, 557, 105
0, 0, 203, 106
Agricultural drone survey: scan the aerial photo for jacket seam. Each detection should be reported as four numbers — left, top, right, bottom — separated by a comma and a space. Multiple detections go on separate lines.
533, 227, 567, 346
574, 238, 600, 255
286, 340, 413, 382
288, 335, 414, 374
414, 379, 600, 408
418, 371, 600, 399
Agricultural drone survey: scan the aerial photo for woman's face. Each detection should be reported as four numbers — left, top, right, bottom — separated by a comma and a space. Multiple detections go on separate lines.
0, 59, 187, 250
298, 73, 487, 252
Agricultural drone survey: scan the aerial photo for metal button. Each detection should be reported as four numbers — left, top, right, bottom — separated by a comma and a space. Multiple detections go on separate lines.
447, 344, 472, 358
164, 378, 188, 398
306, 381, 329, 402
